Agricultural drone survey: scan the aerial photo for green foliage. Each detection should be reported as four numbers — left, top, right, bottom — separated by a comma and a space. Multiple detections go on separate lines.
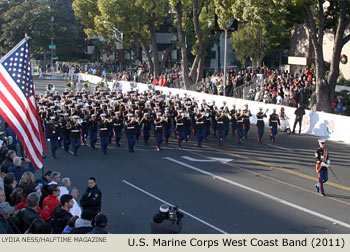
337, 74, 350, 87
0, 0, 80, 60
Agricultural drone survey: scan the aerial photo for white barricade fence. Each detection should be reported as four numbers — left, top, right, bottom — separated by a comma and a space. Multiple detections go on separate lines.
77, 73, 350, 144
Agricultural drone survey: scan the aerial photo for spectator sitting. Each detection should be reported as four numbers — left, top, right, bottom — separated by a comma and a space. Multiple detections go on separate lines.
87, 214, 108, 234
8, 157, 35, 183
9, 187, 23, 207
69, 209, 94, 234
26, 218, 44, 234
48, 172, 61, 185
62, 215, 79, 234
16, 192, 42, 234
69, 187, 82, 218
35, 170, 52, 187
49, 194, 74, 234
18, 171, 38, 193
1, 150, 16, 174
3, 173, 16, 201
58, 178, 71, 201
42, 184, 60, 214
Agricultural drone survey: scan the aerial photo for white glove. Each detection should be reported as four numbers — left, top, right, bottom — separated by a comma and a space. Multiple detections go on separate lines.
47, 139, 50, 142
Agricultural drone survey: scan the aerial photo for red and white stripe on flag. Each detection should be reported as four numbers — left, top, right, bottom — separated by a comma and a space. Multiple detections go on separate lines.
0, 38, 46, 169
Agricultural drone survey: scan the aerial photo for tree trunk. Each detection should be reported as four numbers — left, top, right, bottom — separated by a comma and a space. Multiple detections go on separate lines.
327, 0, 350, 105
160, 44, 176, 71
174, 2, 192, 89
191, 0, 206, 84
196, 51, 206, 83
189, 54, 200, 81
304, 3, 331, 112
149, 19, 160, 78
137, 34, 154, 78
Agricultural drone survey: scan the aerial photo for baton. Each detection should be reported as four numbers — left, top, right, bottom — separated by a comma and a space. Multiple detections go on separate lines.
328, 166, 341, 184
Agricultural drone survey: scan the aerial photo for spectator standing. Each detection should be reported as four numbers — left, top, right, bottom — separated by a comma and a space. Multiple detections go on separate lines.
292, 103, 306, 134
80, 177, 102, 216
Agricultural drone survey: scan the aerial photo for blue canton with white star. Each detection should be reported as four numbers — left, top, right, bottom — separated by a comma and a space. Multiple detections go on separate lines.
2, 40, 34, 98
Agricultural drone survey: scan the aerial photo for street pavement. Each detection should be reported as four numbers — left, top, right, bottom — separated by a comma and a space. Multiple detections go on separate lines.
34, 78, 350, 234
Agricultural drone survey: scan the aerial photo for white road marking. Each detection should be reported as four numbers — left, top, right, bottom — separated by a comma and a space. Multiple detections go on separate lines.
164, 157, 350, 230
266, 143, 294, 152
208, 157, 234, 164
182, 156, 216, 163
181, 156, 233, 164
122, 180, 228, 234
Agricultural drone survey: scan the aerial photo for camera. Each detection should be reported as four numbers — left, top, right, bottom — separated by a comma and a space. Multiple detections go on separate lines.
168, 206, 184, 223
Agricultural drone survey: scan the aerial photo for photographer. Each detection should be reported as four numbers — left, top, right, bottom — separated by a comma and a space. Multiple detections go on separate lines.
150, 204, 184, 234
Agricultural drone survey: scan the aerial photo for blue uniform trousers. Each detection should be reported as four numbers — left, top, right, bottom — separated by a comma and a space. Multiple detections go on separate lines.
114, 130, 122, 147
127, 135, 136, 152
270, 127, 278, 142
316, 170, 328, 195
143, 129, 151, 145
155, 133, 163, 149
71, 138, 81, 156
89, 130, 97, 149
100, 136, 109, 154
176, 131, 185, 148
257, 126, 264, 143
50, 139, 59, 158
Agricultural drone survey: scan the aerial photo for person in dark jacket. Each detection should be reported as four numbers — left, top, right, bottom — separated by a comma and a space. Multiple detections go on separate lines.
1, 150, 16, 174
87, 213, 108, 234
3, 173, 16, 201
292, 103, 305, 134
16, 192, 42, 233
35, 170, 52, 187
49, 194, 73, 234
8, 157, 35, 182
80, 177, 101, 216
69, 209, 94, 234
150, 204, 183, 234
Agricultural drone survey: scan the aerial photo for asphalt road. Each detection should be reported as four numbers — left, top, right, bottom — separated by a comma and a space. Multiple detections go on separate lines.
33, 78, 350, 234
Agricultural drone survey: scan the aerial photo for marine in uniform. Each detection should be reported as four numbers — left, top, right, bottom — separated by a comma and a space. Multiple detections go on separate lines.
88, 114, 98, 149
70, 115, 82, 156
154, 113, 164, 151
99, 114, 109, 154
125, 114, 137, 152
113, 112, 123, 147
315, 139, 329, 196
256, 107, 267, 144
47, 116, 61, 159
269, 108, 280, 143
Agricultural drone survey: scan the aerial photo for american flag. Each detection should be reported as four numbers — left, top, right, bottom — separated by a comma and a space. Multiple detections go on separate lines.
0, 38, 46, 169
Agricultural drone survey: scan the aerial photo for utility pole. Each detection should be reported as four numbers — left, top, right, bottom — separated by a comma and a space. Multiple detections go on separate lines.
223, 29, 227, 96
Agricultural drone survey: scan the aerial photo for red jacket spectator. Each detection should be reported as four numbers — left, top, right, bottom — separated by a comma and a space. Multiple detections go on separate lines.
152, 78, 159, 86
15, 198, 51, 222
42, 195, 60, 214
159, 77, 167, 87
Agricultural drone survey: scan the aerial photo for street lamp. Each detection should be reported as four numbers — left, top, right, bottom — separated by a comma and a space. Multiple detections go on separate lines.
50, 15, 54, 79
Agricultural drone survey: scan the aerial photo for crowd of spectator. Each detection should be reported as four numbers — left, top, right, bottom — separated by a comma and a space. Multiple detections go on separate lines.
0, 139, 107, 234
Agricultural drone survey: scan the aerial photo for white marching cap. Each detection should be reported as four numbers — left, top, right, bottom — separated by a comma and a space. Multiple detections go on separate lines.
50, 116, 56, 120
63, 113, 69, 117
318, 139, 326, 144
100, 113, 106, 117
72, 115, 79, 119
159, 204, 169, 213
